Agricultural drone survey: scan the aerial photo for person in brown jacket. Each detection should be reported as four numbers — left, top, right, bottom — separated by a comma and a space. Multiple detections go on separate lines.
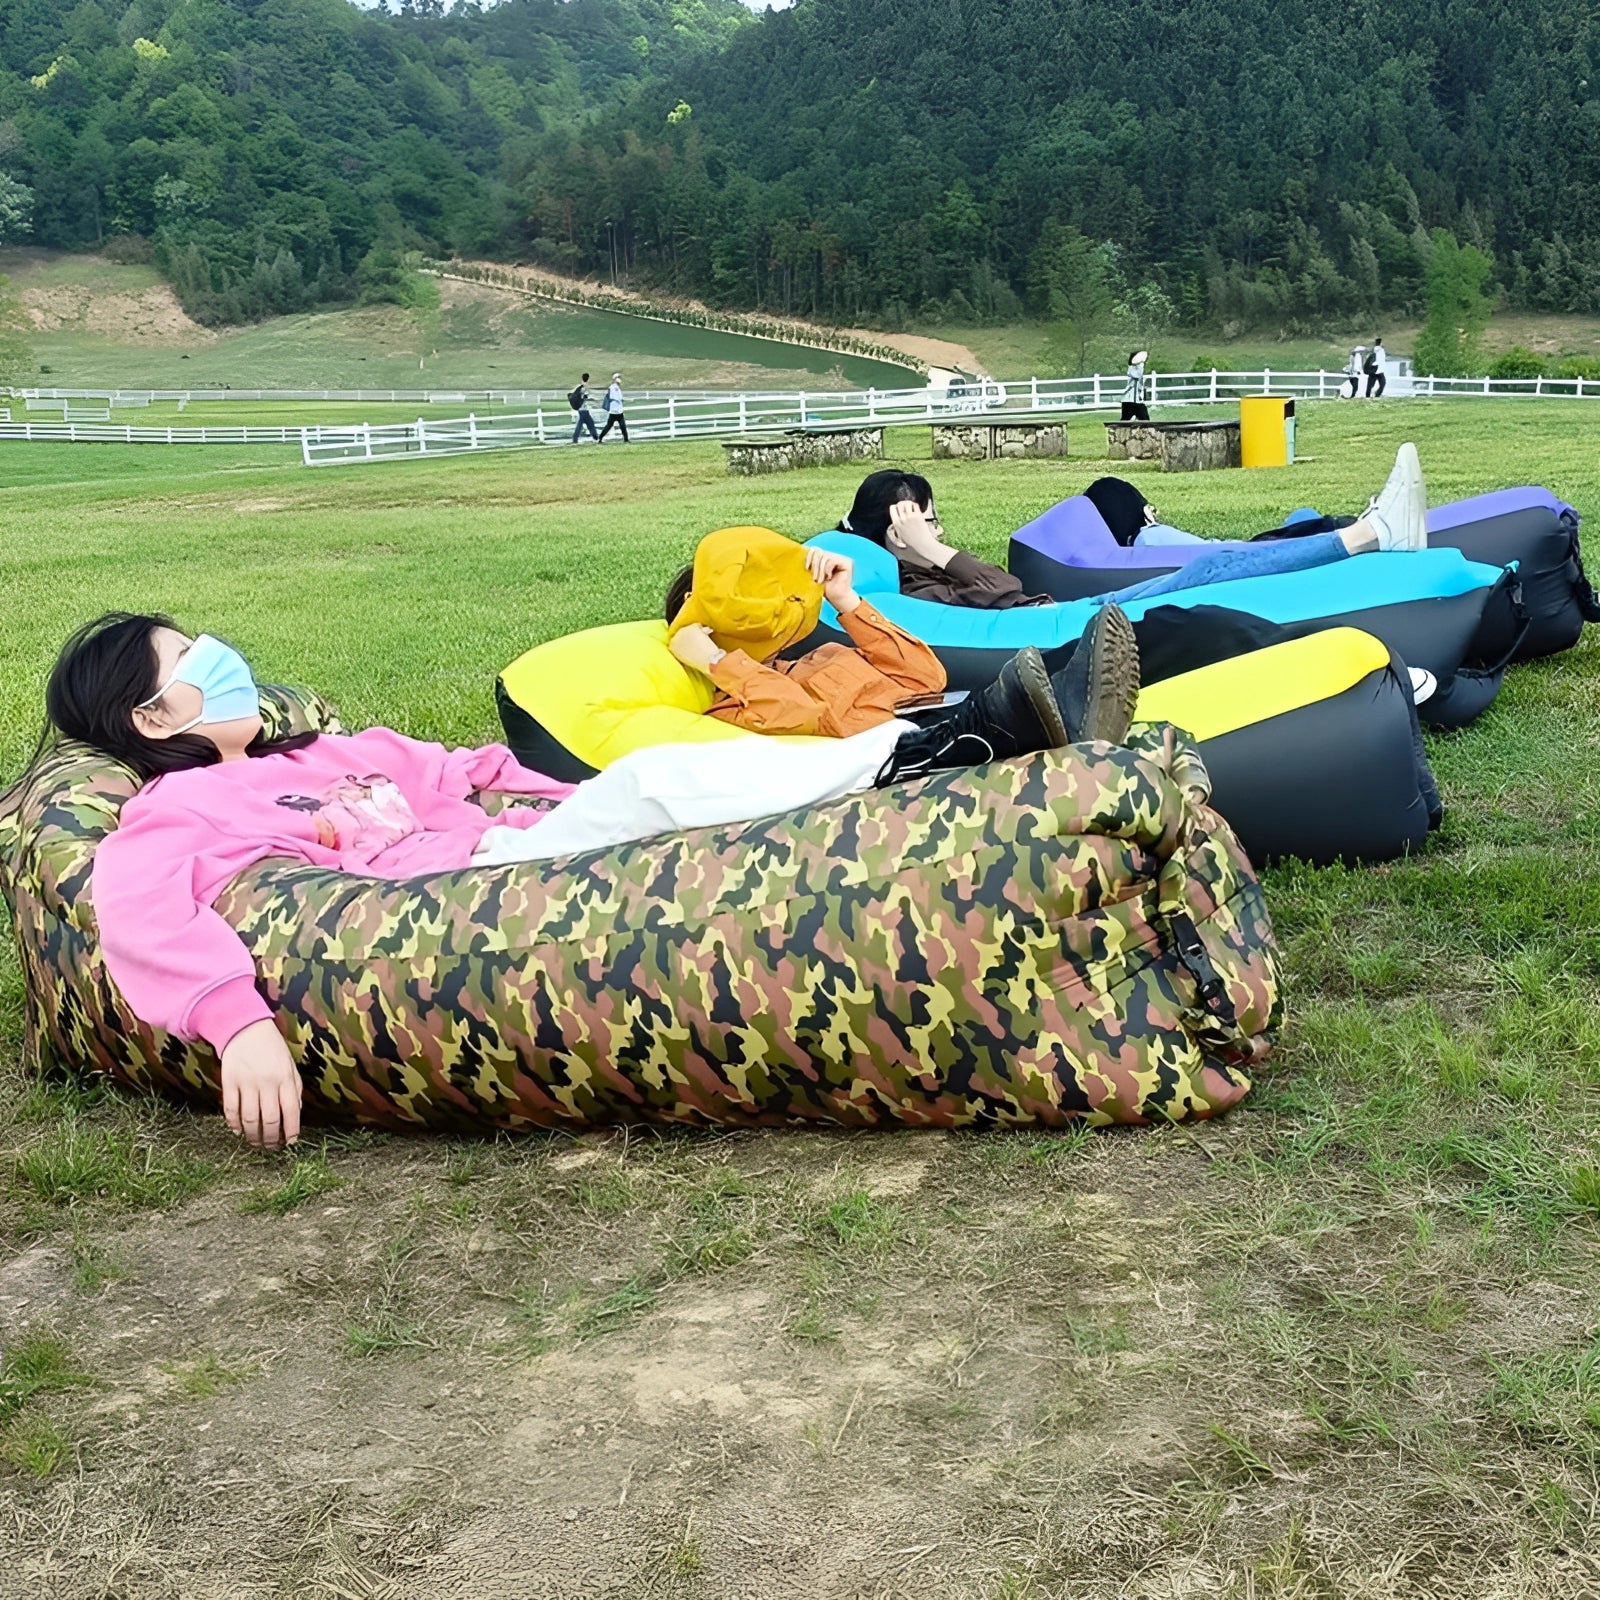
662, 526, 1140, 779
837, 470, 1054, 609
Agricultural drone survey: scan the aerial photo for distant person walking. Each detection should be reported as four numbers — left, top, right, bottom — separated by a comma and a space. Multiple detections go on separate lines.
569, 372, 600, 443
1343, 346, 1366, 399
1120, 350, 1150, 421
598, 372, 630, 442
1365, 339, 1388, 398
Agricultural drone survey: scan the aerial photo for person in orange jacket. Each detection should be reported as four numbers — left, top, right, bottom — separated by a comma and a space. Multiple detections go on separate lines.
662, 526, 1139, 775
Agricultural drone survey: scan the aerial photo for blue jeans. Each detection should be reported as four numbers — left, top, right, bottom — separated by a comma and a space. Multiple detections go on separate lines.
1091, 532, 1350, 606
572, 408, 600, 443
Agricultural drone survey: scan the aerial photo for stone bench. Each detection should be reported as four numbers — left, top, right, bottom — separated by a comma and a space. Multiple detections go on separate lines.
1104, 419, 1241, 473
930, 419, 1067, 461
722, 426, 885, 476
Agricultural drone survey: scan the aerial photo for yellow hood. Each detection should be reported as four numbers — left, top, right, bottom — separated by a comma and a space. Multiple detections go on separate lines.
668, 526, 824, 661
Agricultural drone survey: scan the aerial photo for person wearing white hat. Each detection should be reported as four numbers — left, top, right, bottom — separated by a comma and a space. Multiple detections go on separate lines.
1344, 345, 1366, 399
1121, 350, 1150, 421
599, 372, 630, 442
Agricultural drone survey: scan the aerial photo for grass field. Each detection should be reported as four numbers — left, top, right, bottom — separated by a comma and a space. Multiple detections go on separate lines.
0, 250, 917, 397
3, 400, 1600, 1598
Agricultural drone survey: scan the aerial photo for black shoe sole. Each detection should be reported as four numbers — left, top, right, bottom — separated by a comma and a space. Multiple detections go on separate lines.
1014, 646, 1069, 748
1079, 606, 1141, 745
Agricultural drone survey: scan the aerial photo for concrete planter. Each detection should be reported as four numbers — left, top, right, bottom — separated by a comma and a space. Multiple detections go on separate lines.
722, 427, 885, 476
930, 421, 1068, 461
1105, 420, 1241, 472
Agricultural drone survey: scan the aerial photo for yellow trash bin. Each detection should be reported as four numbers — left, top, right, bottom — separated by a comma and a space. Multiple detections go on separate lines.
1240, 396, 1296, 468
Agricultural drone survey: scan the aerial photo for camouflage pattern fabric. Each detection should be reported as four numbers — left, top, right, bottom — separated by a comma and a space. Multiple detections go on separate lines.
0, 687, 1280, 1133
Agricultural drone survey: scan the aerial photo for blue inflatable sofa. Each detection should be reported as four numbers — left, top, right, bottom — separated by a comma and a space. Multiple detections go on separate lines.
799, 530, 1518, 730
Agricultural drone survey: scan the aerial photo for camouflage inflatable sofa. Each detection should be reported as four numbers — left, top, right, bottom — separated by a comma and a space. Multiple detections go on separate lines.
0, 689, 1278, 1134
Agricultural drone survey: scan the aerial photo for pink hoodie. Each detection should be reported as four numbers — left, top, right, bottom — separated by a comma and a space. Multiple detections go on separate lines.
90, 729, 575, 1055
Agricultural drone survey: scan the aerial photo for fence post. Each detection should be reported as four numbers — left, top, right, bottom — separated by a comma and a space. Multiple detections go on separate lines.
1030, 376, 1039, 410
739, 395, 748, 432
798, 392, 806, 425
1093, 373, 1101, 407
669, 397, 678, 438
364, 424, 373, 460
1262, 368, 1271, 394
1209, 368, 1218, 402
1318, 370, 1327, 399
1580, 377, 1586, 399
469, 413, 478, 448
417, 417, 427, 454
537, 399, 547, 444
1536, 376, 1543, 397
1149, 372, 1158, 407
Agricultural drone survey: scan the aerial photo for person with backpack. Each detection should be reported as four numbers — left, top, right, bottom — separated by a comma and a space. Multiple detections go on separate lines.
598, 372, 629, 442
1364, 339, 1387, 398
569, 373, 600, 443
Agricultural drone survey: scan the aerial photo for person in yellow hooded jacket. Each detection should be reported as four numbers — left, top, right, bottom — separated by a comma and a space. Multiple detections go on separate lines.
663, 526, 1141, 778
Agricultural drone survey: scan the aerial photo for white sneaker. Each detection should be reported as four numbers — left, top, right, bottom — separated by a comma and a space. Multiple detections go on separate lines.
1408, 666, 1437, 705
1366, 443, 1428, 552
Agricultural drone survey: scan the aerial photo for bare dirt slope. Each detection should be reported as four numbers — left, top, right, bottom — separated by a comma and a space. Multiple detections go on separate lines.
5, 250, 214, 347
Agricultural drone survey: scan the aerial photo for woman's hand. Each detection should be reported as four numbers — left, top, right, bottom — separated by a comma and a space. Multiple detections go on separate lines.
221, 1019, 302, 1150
669, 623, 725, 674
804, 547, 859, 613
886, 501, 955, 568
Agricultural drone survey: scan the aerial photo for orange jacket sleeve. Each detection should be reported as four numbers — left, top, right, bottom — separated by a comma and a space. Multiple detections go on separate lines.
836, 600, 947, 695
706, 650, 830, 735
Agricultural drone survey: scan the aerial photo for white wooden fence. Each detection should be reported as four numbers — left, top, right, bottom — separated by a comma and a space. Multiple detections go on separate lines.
298, 368, 1600, 468
0, 369, 1593, 461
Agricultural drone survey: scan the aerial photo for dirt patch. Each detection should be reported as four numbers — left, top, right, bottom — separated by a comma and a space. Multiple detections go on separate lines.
20, 280, 215, 346
840, 328, 989, 376
222, 498, 295, 514
8, 1113, 1593, 1600
0, 1244, 73, 1339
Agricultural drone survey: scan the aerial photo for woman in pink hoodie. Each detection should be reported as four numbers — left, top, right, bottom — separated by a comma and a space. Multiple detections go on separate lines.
37, 614, 1077, 1152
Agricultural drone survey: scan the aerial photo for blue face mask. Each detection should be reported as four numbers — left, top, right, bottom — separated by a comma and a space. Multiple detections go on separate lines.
138, 634, 259, 733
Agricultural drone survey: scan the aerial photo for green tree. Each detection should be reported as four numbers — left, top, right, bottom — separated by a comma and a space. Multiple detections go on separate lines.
1030, 221, 1115, 375
1412, 229, 1496, 377
0, 174, 33, 243
356, 247, 414, 307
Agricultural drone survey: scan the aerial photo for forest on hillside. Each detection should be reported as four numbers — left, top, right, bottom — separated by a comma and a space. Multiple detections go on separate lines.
1, 0, 1597, 344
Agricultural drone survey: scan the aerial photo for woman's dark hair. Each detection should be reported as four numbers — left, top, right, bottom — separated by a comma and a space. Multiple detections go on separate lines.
837, 469, 935, 547
41, 612, 313, 782
1083, 476, 1151, 547
664, 565, 694, 623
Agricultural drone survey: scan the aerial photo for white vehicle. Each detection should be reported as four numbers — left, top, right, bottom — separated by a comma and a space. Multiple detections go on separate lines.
929, 368, 1008, 412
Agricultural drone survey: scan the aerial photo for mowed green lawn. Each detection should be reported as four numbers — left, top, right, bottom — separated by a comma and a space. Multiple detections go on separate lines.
2, 401, 1600, 1597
